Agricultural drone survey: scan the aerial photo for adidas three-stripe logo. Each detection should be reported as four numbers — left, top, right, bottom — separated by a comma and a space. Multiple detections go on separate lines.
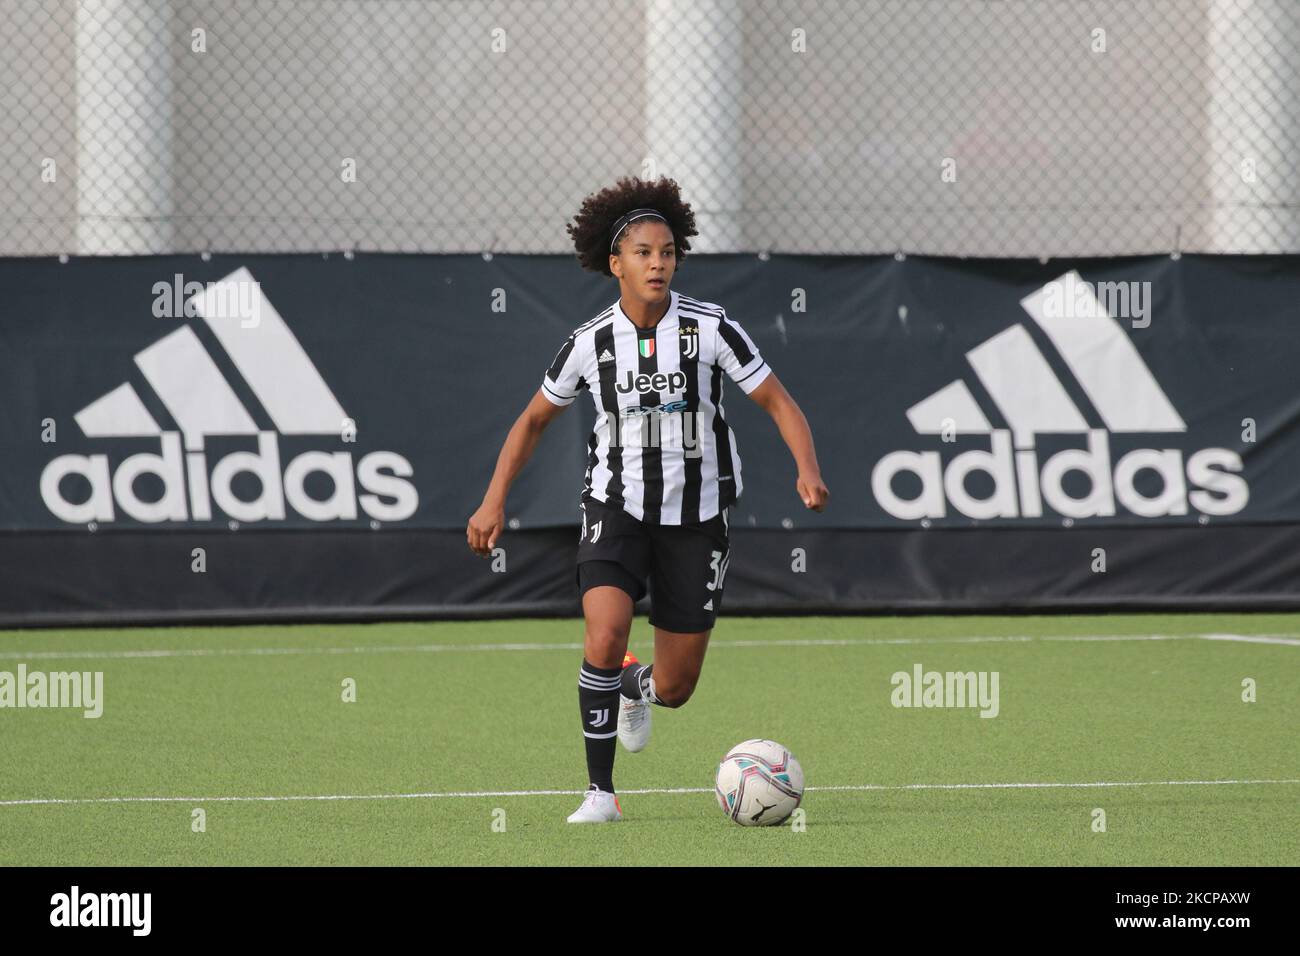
76, 269, 347, 445
40, 268, 419, 526
873, 272, 1248, 522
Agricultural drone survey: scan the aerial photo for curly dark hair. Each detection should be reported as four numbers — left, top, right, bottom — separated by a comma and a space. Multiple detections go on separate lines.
566, 176, 698, 276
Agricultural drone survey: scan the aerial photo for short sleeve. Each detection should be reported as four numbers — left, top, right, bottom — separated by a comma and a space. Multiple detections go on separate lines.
541, 334, 584, 406
715, 311, 772, 394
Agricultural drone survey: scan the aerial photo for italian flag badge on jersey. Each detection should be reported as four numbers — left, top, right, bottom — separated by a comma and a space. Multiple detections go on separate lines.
639, 339, 655, 358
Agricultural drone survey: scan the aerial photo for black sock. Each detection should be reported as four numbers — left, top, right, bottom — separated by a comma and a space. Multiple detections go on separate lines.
620, 661, 666, 706
578, 659, 621, 792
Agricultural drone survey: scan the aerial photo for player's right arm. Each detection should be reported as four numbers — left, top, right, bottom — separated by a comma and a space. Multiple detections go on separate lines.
467, 388, 570, 557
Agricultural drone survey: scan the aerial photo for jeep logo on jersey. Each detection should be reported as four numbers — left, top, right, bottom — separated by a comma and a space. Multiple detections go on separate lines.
40, 267, 419, 525
872, 272, 1249, 522
615, 369, 687, 396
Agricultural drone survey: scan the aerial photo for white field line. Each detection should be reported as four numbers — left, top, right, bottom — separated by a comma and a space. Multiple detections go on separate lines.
2, 778, 1298, 808
1199, 633, 1300, 646
0, 633, 1296, 662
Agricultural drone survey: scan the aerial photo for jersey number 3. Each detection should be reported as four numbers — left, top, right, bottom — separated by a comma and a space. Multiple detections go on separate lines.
706, 549, 730, 591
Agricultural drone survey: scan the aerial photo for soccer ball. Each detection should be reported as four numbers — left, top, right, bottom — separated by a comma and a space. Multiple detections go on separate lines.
714, 739, 804, 826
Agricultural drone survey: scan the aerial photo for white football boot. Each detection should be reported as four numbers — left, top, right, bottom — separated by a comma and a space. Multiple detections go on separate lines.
618, 652, 652, 753
566, 787, 623, 823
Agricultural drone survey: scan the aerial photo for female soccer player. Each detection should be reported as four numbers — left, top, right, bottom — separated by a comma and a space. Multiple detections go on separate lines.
466, 176, 828, 823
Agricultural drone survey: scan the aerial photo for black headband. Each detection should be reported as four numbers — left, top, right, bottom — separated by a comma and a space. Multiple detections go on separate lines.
609, 208, 668, 253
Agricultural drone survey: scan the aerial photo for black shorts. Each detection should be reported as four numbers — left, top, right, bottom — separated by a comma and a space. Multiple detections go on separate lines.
576, 494, 731, 634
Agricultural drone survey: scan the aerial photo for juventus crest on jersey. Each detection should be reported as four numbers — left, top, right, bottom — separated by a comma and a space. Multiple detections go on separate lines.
541, 290, 771, 525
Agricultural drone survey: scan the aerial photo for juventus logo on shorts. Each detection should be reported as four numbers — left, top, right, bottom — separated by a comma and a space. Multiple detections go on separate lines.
589, 519, 603, 543
679, 324, 699, 360
588, 708, 610, 728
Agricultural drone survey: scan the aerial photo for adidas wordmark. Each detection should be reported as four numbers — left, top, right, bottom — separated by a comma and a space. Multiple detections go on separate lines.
873, 272, 1248, 521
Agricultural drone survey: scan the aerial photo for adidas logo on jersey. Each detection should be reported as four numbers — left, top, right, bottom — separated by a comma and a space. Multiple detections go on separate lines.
598, 348, 615, 363
40, 268, 419, 526
872, 272, 1248, 521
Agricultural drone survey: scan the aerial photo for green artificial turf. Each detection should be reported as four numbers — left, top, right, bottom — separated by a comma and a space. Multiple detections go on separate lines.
1, 613, 1296, 865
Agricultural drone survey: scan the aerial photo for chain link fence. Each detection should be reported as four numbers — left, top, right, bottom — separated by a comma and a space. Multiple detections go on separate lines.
2, 0, 1298, 257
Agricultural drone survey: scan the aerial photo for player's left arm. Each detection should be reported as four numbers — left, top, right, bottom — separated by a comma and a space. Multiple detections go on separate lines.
747, 373, 829, 512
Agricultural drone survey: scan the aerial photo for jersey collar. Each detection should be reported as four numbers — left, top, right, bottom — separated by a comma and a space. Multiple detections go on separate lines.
614, 289, 679, 334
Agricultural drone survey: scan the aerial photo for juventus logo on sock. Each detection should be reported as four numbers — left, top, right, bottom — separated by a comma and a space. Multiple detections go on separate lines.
578, 659, 621, 792
579, 659, 622, 740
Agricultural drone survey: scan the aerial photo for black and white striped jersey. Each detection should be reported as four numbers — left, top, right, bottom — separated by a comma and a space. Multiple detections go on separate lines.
541, 289, 772, 525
